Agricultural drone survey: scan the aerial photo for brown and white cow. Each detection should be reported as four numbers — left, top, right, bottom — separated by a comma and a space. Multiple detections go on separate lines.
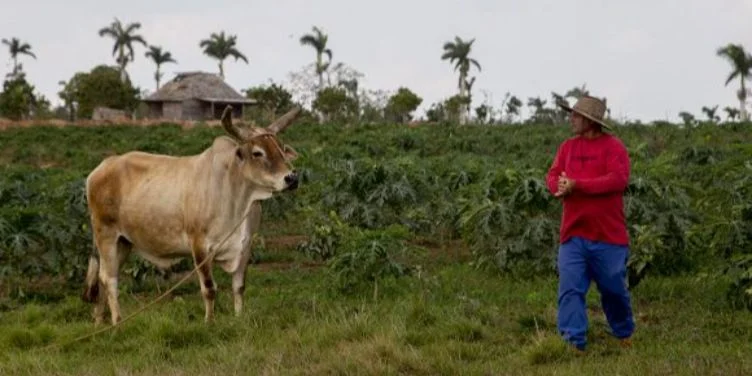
82, 106, 302, 324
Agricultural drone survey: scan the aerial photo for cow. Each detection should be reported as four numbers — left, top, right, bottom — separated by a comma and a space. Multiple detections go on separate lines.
81, 105, 302, 325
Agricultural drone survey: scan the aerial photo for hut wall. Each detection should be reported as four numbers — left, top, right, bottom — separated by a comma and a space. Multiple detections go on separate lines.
181, 99, 207, 121
208, 103, 244, 119
163, 102, 182, 120
146, 102, 163, 118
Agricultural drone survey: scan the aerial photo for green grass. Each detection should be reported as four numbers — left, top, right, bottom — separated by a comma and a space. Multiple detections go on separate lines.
1, 254, 750, 375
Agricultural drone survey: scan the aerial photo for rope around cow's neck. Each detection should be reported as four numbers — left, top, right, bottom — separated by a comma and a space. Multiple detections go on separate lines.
32, 201, 257, 353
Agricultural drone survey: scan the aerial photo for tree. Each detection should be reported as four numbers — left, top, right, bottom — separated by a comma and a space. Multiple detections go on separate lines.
716, 43, 752, 121
312, 86, 358, 123
98, 18, 147, 83
64, 65, 140, 119
441, 36, 481, 125
145, 46, 177, 91
701, 105, 720, 123
385, 87, 422, 123
678, 111, 696, 127
299, 26, 333, 91
285, 61, 363, 121
565, 83, 589, 101
426, 95, 467, 123
474, 104, 490, 124
244, 81, 295, 123
504, 95, 522, 123
1, 37, 36, 77
199, 31, 248, 79
58, 77, 83, 121
723, 106, 740, 121
0, 73, 39, 120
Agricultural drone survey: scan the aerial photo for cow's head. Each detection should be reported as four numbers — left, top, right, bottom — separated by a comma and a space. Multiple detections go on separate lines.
221, 105, 301, 193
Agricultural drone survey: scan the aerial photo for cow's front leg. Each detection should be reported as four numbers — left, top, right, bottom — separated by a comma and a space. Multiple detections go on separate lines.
233, 202, 261, 316
232, 267, 247, 316
192, 244, 216, 323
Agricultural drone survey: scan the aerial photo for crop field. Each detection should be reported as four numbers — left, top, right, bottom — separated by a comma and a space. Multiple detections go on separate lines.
0, 120, 751, 375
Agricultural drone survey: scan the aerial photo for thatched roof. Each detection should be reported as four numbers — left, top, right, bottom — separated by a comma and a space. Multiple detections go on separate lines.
143, 71, 256, 104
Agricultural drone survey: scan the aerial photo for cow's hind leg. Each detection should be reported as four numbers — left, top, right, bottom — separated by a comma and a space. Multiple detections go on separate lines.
94, 230, 131, 325
192, 242, 217, 323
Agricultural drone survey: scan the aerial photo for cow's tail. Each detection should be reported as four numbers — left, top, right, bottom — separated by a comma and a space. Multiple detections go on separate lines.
82, 226, 100, 304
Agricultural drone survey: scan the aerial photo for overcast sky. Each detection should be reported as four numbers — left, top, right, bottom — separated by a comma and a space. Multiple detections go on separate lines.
1, 0, 751, 122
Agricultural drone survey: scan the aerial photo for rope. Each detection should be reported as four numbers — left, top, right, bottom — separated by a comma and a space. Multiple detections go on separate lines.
33, 202, 256, 353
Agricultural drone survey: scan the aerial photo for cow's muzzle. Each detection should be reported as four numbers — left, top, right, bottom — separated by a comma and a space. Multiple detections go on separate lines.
283, 171, 299, 191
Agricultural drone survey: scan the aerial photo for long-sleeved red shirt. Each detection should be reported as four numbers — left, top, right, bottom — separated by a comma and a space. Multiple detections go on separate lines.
546, 133, 630, 246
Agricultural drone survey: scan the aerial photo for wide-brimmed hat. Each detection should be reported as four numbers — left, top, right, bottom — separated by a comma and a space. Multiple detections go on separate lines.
556, 95, 612, 130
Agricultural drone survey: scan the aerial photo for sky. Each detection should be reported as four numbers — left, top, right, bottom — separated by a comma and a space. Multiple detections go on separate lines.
1, 0, 751, 122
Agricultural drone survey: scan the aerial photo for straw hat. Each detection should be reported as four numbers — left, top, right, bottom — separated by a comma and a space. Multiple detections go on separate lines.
557, 95, 612, 130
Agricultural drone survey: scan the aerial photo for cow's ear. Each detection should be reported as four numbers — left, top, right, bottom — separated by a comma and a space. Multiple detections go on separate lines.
283, 144, 298, 161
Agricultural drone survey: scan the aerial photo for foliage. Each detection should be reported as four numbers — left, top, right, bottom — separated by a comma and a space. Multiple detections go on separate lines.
0, 73, 47, 120
297, 212, 415, 295
1, 120, 752, 309
441, 36, 481, 124
312, 86, 358, 122
98, 18, 147, 82
144, 45, 177, 90
244, 81, 296, 123
426, 94, 469, 123
1, 37, 36, 76
384, 87, 422, 123
198, 31, 248, 79
64, 65, 141, 119
299, 26, 333, 90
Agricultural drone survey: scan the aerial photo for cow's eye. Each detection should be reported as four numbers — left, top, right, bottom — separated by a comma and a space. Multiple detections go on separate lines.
252, 151, 264, 158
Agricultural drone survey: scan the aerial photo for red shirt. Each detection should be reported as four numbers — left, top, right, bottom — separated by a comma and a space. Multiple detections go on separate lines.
546, 133, 630, 245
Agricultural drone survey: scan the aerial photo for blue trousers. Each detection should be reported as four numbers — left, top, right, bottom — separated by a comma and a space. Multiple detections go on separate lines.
557, 236, 635, 350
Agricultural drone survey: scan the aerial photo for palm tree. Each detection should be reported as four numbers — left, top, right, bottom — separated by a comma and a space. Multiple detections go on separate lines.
145, 46, 177, 90
701, 105, 720, 123
441, 36, 481, 125
723, 106, 740, 121
565, 84, 589, 101
199, 31, 248, 79
299, 26, 333, 90
716, 43, 752, 121
98, 18, 147, 83
1, 37, 36, 76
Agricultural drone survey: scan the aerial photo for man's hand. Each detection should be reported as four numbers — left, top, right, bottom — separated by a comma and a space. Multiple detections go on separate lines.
555, 172, 576, 197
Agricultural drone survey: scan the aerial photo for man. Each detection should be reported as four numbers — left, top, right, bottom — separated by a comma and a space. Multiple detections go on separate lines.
546, 95, 635, 352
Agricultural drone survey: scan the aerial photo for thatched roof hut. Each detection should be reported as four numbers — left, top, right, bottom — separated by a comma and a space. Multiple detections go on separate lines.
142, 71, 256, 121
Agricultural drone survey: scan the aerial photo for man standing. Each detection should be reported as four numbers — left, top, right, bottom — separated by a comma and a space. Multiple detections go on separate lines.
546, 95, 635, 352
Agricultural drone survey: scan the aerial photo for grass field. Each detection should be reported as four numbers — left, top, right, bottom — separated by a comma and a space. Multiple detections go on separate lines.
0, 119, 751, 374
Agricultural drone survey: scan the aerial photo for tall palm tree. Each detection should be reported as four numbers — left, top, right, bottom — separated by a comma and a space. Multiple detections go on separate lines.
299, 26, 333, 90
1, 37, 36, 76
98, 18, 147, 83
199, 31, 248, 79
145, 46, 177, 90
441, 36, 481, 125
716, 43, 752, 121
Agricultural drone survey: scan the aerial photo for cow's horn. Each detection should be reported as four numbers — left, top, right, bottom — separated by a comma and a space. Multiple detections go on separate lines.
267, 106, 302, 134
221, 105, 244, 140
